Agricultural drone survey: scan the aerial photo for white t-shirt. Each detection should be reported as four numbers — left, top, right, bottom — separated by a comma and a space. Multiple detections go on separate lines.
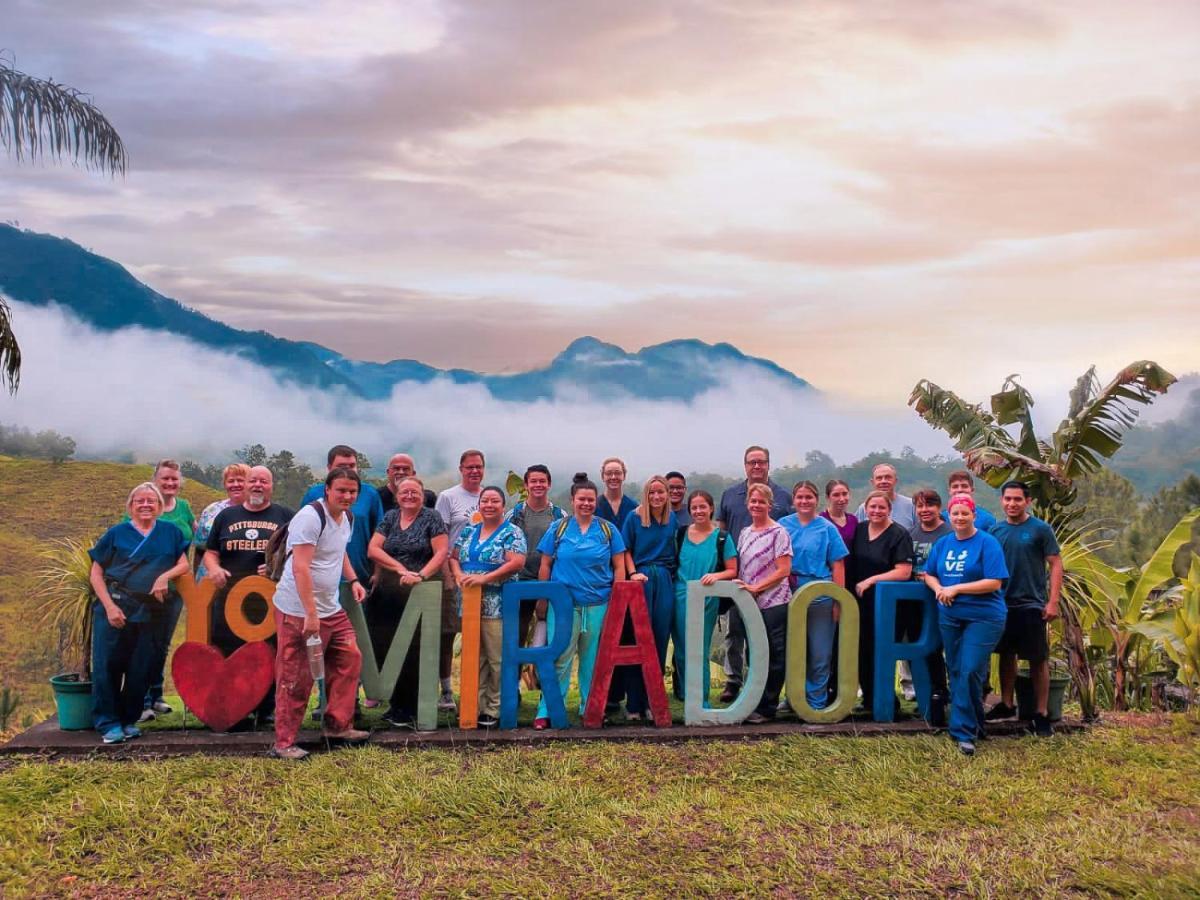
272, 500, 352, 619
435, 484, 482, 547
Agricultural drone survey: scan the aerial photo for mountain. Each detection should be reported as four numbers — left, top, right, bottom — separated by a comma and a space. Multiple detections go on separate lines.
0, 225, 812, 401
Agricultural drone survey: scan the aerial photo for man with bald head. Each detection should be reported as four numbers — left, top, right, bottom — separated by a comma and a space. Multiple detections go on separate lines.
204, 467, 294, 650
381, 453, 437, 513
854, 463, 916, 530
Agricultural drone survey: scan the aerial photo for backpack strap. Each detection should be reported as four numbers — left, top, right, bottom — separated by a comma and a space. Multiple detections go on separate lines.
715, 529, 728, 573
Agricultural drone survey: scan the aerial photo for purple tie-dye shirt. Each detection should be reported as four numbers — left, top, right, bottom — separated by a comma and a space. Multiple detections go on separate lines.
736, 524, 793, 609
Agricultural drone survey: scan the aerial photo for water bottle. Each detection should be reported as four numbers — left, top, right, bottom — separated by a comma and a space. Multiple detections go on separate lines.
306, 634, 325, 681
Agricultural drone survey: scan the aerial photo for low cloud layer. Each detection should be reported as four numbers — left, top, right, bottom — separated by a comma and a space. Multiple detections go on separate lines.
2, 302, 954, 479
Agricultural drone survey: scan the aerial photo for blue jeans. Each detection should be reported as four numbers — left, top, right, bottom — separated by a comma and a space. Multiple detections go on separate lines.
938, 611, 1005, 743
91, 596, 155, 732
804, 595, 838, 710
672, 587, 719, 706
143, 591, 182, 707
623, 565, 674, 716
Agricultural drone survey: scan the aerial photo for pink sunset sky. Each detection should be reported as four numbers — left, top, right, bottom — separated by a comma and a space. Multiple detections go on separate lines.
4, 0, 1197, 404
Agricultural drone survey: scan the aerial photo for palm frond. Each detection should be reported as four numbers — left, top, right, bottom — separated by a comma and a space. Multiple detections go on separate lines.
0, 58, 127, 176
0, 294, 19, 394
908, 380, 1015, 455
990, 375, 1041, 458
1055, 361, 1177, 478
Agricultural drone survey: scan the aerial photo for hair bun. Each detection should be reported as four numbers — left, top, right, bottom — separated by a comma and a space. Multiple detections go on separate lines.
572, 472, 589, 484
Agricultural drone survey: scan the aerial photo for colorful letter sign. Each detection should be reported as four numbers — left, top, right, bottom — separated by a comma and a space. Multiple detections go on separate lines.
870, 582, 941, 722
583, 581, 671, 728
683, 581, 767, 726
783, 581, 859, 723
499, 581, 574, 729
343, 579, 442, 732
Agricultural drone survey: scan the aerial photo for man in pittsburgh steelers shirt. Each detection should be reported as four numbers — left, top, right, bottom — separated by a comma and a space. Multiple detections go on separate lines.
203, 466, 293, 725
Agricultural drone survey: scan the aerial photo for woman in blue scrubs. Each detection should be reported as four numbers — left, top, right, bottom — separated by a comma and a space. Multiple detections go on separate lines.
533, 475, 627, 730
778, 480, 849, 712
672, 489, 738, 706
621, 475, 677, 721
88, 482, 190, 744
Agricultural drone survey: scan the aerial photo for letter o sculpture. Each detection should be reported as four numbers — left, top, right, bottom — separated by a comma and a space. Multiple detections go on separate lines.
784, 580, 859, 723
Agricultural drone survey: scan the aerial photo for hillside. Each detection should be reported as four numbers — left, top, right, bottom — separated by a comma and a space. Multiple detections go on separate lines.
0, 225, 813, 401
0, 458, 222, 707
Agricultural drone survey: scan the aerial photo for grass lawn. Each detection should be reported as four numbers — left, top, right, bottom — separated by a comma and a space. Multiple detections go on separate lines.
1, 715, 1197, 897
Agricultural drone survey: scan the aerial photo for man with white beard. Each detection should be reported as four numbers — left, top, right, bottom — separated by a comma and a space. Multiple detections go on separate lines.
202, 466, 294, 726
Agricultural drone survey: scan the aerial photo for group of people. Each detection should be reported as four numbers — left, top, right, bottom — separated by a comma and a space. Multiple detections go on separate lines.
86, 445, 1062, 760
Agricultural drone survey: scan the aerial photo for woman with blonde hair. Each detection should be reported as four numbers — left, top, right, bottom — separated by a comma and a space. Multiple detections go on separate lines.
194, 463, 251, 578
619, 475, 678, 721
88, 483, 191, 744
735, 481, 794, 723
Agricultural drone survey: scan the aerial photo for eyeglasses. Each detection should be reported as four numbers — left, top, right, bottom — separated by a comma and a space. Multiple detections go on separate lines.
746, 459, 769, 467
462, 465, 484, 471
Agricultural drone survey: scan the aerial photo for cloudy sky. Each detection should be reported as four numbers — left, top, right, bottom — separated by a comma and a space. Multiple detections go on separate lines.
4, 0, 1198, 405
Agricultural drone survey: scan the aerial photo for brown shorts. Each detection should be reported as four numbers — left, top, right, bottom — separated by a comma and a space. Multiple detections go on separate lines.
441, 583, 461, 634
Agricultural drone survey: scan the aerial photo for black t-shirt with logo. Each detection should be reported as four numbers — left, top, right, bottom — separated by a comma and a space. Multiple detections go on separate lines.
206, 503, 294, 575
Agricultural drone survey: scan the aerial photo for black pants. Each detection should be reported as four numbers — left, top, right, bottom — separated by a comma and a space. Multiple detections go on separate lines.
896, 598, 948, 696
366, 576, 422, 718
756, 603, 789, 717
211, 579, 275, 719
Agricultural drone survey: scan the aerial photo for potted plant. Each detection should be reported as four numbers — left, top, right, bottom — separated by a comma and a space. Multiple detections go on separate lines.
38, 537, 98, 730
1014, 660, 1072, 722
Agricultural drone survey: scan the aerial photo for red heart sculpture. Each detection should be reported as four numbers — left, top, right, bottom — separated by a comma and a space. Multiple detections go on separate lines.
171, 641, 275, 732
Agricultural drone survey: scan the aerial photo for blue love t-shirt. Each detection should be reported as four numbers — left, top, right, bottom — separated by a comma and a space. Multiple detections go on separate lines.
537, 518, 627, 607
927, 530, 1010, 622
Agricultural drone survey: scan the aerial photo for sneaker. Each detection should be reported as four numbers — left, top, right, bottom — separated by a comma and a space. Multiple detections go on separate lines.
383, 709, 415, 728
268, 745, 310, 761
323, 727, 370, 743
776, 697, 790, 713
137, 708, 156, 723
719, 685, 739, 703
1032, 713, 1054, 737
101, 726, 126, 744
745, 711, 772, 724
122, 725, 142, 740
477, 713, 499, 728
901, 684, 916, 702
533, 717, 550, 731
984, 702, 1016, 721
958, 740, 976, 756
438, 692, 457, 712
151, 700, 173, 715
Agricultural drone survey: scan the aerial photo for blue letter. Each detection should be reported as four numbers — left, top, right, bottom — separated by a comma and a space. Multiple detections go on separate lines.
500, 581, 573, 729
872, 582, 941, 722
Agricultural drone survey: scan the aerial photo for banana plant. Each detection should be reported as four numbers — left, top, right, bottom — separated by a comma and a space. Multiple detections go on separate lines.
909, 360, 1177, 720
1072, 510, 1200, 709
1131, 551, 1200, 716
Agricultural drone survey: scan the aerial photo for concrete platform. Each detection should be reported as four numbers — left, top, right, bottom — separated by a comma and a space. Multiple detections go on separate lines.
0, 715, 1081, 759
